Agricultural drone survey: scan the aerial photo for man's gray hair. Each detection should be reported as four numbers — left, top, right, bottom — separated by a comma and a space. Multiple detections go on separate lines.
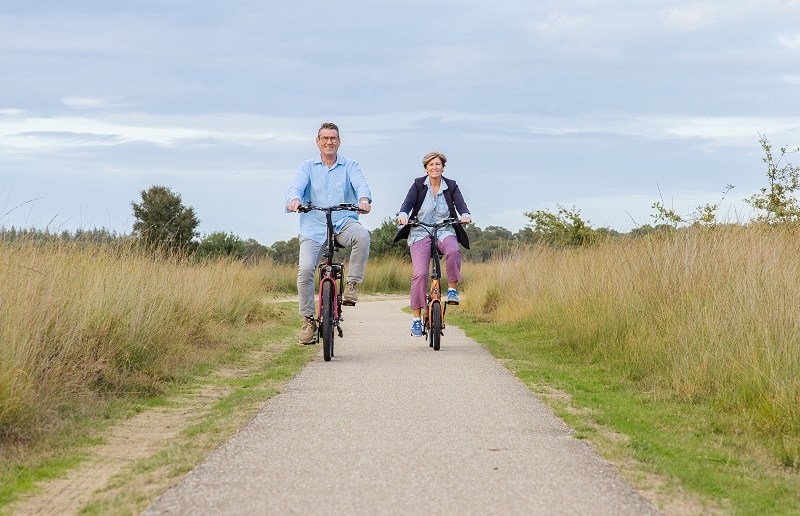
318, 122, 340, 137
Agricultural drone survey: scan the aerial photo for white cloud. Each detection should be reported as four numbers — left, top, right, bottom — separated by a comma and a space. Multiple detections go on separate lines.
662, 4, 721, 31
62, 97, 116, 109
0, 112, 319, 154
2, 110, 799, 156
660, 116, 800, 145
531, 12, 591, 35
778, 33, 800, 48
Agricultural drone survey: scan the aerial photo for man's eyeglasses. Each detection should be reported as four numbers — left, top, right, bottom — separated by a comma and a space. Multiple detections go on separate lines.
318, 136, 339, 143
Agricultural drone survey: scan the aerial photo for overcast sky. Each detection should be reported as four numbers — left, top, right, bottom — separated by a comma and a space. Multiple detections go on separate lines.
2, 1, 799, 245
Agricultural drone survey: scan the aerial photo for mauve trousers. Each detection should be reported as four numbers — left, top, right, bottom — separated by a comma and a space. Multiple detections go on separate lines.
409, 235, 462, 310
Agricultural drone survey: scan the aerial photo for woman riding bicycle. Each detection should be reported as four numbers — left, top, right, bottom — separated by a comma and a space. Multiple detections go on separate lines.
394, 151, 472, 337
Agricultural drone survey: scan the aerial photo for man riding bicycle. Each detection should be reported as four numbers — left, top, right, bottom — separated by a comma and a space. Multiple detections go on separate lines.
286, 122, 372, 344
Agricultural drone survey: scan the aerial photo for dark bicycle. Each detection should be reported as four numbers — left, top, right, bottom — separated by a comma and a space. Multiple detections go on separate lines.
297, 202, 361, 361
406, 217, 462, 351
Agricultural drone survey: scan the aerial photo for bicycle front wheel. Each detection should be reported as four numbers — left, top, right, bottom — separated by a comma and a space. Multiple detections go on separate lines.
321, 281, 335, 361
431, 300, 442, 351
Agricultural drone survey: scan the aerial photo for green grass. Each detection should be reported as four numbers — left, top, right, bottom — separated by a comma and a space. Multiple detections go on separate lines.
450, 313, 800, 515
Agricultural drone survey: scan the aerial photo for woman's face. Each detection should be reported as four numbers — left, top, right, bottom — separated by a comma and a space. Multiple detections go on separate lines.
425, 157, 444, 179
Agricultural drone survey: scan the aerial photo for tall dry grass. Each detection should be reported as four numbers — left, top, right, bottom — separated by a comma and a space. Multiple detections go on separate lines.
0, 239, 291, 441
362, 256, 413, 294
462, 225, 800, 463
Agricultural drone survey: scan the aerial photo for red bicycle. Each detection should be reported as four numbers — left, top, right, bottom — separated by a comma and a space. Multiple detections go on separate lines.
297, 202, 360, 361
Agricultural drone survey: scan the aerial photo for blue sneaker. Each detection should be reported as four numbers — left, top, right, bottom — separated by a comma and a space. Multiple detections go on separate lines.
447, 288, 459, 305
410, 319, 423, 337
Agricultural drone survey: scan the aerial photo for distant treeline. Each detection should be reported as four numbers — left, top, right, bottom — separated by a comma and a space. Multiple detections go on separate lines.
0, 218, 677, 265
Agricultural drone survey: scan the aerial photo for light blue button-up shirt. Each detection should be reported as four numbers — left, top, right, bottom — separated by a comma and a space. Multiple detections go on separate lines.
285, 154, 372, 244
399, 177, 458, 246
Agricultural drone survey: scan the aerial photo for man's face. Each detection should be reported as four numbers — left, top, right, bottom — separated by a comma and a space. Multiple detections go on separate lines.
316, 129, 340, 159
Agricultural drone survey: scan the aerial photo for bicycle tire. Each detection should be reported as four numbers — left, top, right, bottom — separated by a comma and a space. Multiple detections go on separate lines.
431, 300, 442, 351
321, 281, 335, 361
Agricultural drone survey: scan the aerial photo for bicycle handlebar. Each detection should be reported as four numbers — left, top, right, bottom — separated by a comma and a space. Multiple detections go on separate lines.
405, 217, 464, 229
296, 202, 362, 214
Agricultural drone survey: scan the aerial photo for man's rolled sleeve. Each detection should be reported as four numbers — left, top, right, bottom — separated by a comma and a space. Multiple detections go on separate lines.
348, 163, 372, 203
285, 162, 311, 210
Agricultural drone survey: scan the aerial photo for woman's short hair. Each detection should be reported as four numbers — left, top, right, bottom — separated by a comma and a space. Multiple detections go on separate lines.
422, 151, 447, 168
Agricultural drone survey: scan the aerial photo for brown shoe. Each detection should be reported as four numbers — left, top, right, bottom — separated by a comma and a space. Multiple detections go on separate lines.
298, 317, 317, 344
342, 282, 358, 306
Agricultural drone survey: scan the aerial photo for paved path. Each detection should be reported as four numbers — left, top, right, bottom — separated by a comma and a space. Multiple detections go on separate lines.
146, 299, 658, 515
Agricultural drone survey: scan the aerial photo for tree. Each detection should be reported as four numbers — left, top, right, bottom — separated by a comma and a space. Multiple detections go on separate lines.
463, 225, 515, 261
195, 231, 246, 260
242, 238, 270, 263
651, 184, 733, 228
524, 205, 595, 246
369, 216, 407, 260
745, 134, 800, 224
131, 185, 199, 252
269, 237, 301, 264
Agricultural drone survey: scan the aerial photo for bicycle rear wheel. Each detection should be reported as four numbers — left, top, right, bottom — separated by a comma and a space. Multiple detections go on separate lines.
321, 281, 335, 361
431, 300, 442, 351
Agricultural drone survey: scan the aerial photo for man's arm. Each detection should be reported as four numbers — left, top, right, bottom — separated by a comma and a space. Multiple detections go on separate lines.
286, 162, 311, 212
348, 161, 372, 213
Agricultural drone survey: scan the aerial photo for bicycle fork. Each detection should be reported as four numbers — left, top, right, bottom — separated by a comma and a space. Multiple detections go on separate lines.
316, 268, 344, 342
424, 278, 447, 336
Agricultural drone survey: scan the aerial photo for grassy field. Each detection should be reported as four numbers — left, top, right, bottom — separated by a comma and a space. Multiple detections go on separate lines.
2, 228, 799, 513
455, 224, 800, 513
0, 238, 315, 510
0, 240, 298, 443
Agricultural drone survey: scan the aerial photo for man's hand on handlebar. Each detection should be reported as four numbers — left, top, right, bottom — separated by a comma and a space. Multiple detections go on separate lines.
287, 198, 302, 212
358, 198, 371, 214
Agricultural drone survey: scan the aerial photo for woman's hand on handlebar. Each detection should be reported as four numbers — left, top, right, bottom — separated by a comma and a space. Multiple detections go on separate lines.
460, 215, 471, 225
398, 214, 409, 226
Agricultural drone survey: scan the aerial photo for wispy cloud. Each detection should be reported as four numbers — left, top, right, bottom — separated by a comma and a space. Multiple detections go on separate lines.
778, 32, 800, 48
3, 109, 796, 158
0, 113, 310, 152
662, 4, 722, 31
62, 97, 119, 109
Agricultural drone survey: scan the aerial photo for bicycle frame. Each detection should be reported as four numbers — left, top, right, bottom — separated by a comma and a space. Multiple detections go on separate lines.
317, 209, 344, 340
